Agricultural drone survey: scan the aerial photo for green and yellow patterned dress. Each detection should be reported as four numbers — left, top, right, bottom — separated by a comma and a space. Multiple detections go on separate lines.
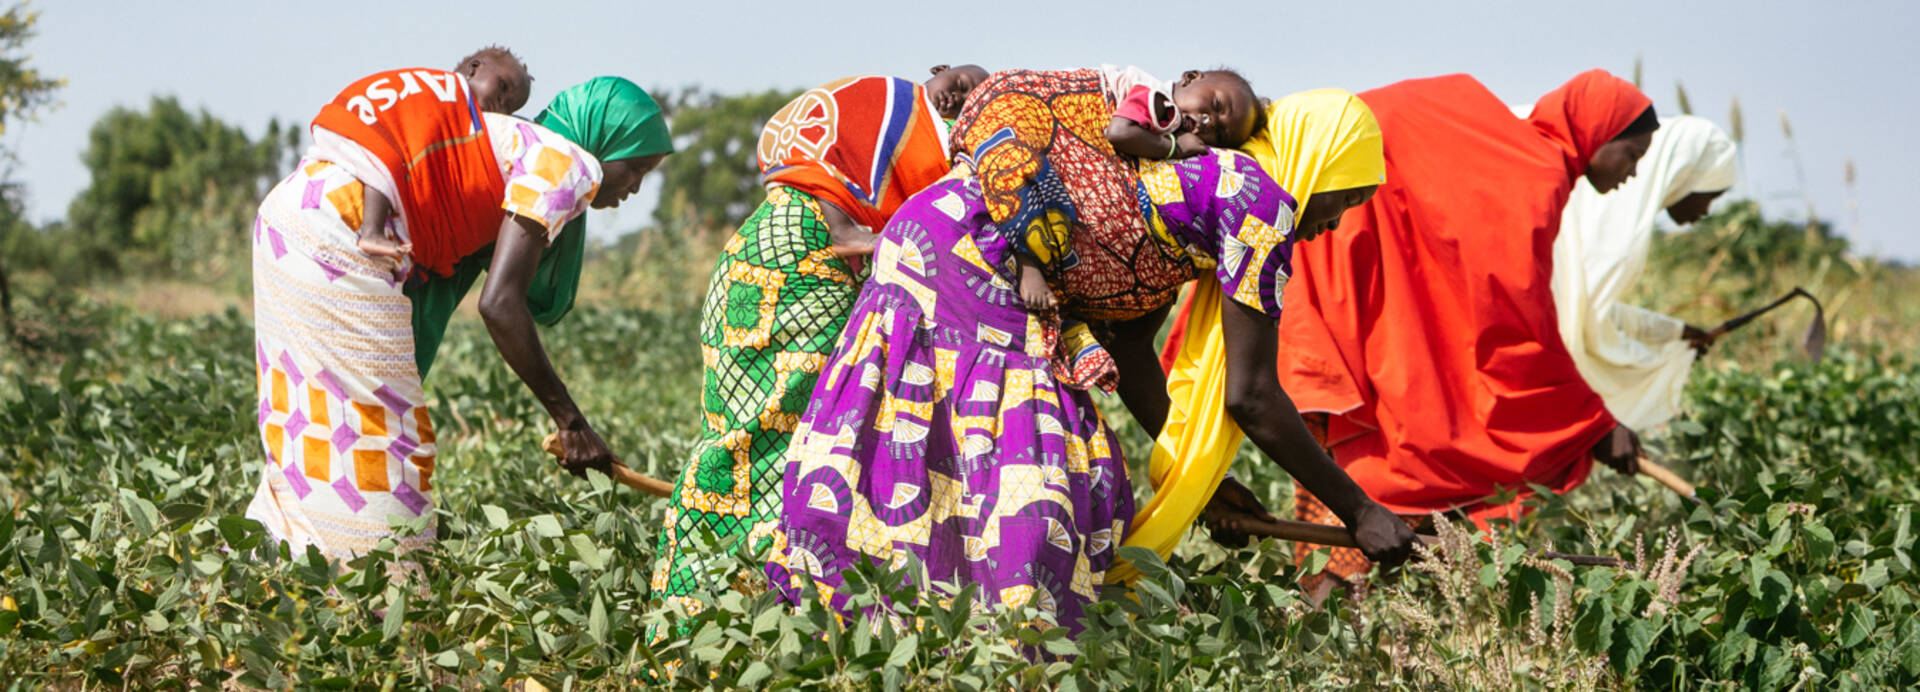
649, 187, 859, 611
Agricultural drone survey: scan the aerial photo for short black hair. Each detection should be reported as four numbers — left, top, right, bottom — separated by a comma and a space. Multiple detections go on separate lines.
1207, 67, 1265, 134
1615, 105, 1659, 139
454, 45, 529, 80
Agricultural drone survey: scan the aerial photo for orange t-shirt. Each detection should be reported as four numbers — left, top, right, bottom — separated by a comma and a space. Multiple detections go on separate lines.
311, 68, 505, 277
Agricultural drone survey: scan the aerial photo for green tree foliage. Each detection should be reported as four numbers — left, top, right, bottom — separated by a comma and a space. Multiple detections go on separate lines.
64, 97, 298, 275
1648, 200, 1860, 311
0, 4, 59, 139
0, 3, 63, 339
0, 183, 28, 337
1656, 200, 1852, 270
650, 87, 799, 232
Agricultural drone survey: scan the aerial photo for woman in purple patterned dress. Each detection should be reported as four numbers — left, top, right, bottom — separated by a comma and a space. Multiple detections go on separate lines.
765, 74, 1416, 631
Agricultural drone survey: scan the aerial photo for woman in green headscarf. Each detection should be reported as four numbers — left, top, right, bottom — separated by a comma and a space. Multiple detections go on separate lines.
245, 74, 671, 564
408, 77, 674, 377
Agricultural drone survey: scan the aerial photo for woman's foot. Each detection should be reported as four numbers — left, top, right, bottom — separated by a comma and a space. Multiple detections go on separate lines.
1018, 261, 1056, 312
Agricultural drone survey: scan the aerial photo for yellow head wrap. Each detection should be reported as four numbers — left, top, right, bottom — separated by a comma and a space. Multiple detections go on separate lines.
1245, 89, 1385, 223
1111, 89, 1384, 582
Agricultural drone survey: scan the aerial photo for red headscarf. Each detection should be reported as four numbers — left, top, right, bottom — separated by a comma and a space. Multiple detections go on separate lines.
757, 75, 952, 232
1526, 69, 1654, 180
1173, 70, 1650, 521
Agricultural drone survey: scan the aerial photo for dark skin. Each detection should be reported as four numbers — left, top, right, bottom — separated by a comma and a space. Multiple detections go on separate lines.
924, 64, 989, 120
1104, 71, 1259, 160
810, 64, 989, 277
593, 154, 667, 210
1592, 425, 1643, 475
1014, 255, 1059, 312
1667, 189, 1729, 354
1586, 129, 1654, 193
354, 188, 408, 262
1666, 189, 1724, 226
1293, 187, 1377, 243
1170, 70, 1260, 149
458, 52, 533, 115
1583, 125, 1661, 473
483, 154, 666, 475
1106, 185, 1414, 565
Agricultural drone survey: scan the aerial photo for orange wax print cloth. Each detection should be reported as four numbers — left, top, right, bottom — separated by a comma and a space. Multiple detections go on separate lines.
757, 75, 953, 232
311, 68, 504, 278
1229, 71, 1645, 521
950, 68, 1199, 321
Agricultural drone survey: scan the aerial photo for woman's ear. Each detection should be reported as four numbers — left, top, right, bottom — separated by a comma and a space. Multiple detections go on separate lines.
1180, 70, 1203, 85
930, 64, 951, 76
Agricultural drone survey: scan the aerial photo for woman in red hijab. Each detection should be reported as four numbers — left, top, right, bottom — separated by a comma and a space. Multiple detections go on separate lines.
1183, 69, 1658, 586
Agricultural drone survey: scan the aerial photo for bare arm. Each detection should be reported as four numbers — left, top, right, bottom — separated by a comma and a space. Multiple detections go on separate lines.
1105, 117, 1207, 160
478, 214, 613, 476
354, 187, 409, 259
360, 187, 393, 239
815, 198, 874, 274
1218, 298, 1415, 565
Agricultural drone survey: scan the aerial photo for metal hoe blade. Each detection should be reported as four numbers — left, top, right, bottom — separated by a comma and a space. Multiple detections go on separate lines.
1707, 286, 1828, 363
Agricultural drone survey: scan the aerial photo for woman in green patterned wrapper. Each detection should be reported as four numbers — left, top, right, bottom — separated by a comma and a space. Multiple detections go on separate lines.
651, 66, 987, 614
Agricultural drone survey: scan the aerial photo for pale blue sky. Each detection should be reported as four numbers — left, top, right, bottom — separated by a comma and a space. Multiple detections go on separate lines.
11, 0, 1917, 259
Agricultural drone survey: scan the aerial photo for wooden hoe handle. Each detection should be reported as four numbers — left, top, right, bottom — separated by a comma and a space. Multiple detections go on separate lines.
1637, 456, 1697, 499
1238, 517, 1627, 568
540, 433, 675, 498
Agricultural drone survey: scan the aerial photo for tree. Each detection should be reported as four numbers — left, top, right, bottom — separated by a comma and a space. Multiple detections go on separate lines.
0, 3, 64, 339
650, 87, 800, 232
0, 4, 58, 137
65, 97, 298, 275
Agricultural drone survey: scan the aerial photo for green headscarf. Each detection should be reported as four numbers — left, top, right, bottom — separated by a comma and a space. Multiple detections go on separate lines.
407, 77, 673, 376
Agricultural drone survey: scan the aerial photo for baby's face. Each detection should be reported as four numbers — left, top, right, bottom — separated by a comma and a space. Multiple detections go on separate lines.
924, 64, 989, 120
1174, 73, 1258, 148
462, 55, 530, 114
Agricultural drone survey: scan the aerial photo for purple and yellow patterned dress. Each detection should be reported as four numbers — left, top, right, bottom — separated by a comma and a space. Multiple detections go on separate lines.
767, 149, 1296, 630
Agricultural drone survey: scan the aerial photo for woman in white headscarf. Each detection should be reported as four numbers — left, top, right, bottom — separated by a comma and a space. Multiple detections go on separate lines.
1548, 114, 1738, 430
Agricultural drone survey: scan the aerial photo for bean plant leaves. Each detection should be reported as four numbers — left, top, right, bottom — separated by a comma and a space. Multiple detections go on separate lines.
6, 218, 1920, 688
1804, 523, 1836, 563
888, 633, 919, 668
1573, 599, 1615, 652
482, 505, 511, 530
569, 534, 604, 570
1840, 602, 1875, 649
589, 593, 608, 643
738, 660, 773, 687
528, 515, 564, 539
382, 588, 408, 642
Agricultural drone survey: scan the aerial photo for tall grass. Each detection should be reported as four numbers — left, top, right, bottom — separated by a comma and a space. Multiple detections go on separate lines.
1631, 200, 1918, 364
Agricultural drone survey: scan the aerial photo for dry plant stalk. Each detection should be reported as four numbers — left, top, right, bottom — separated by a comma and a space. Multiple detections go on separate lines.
1637, 528, 1706, 616
1375, 515, 1613, 690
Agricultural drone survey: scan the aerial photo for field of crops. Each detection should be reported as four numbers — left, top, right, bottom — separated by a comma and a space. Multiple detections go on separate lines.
3, 204, 1918, 689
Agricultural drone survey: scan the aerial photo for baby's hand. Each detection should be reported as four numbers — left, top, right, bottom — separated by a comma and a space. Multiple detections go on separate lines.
1171, 132, 1210, 159
357, 234, 412, 262
933, 90, 963, 118
817, 201, 874, 275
